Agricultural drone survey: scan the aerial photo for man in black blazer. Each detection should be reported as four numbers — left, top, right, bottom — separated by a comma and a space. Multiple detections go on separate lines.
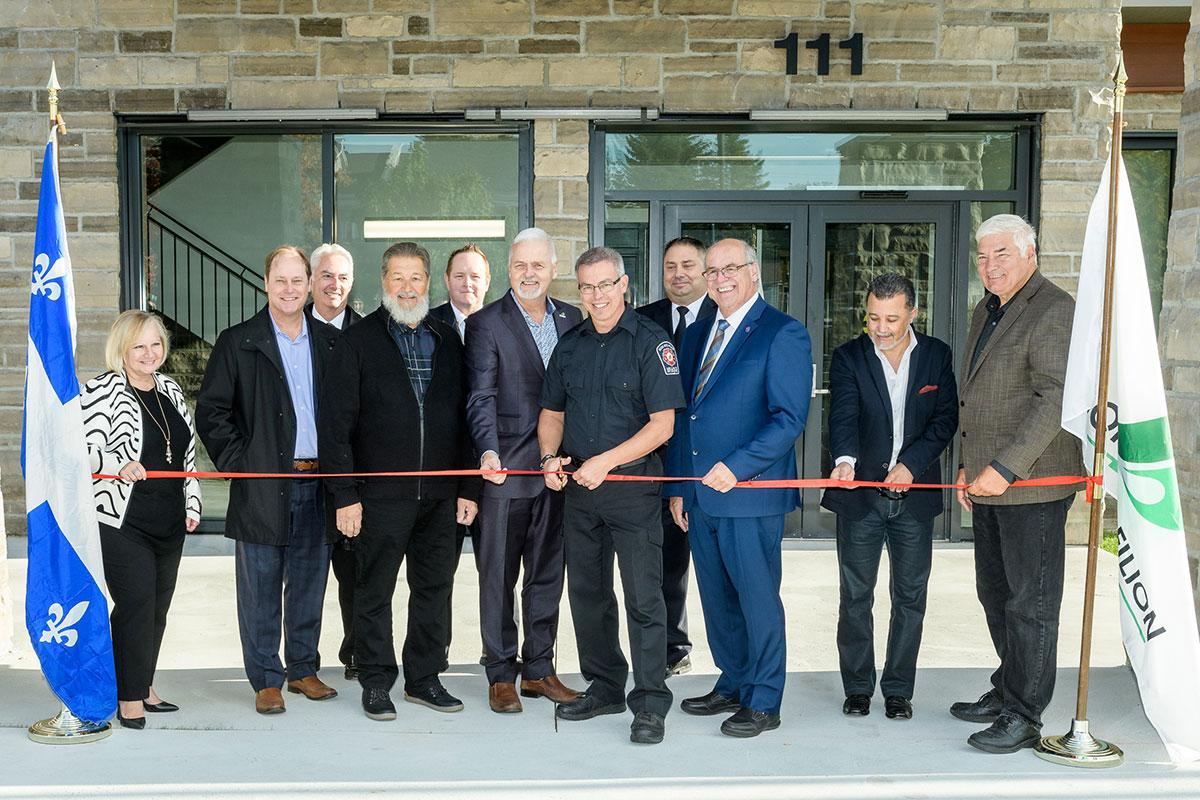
820, 273, 958, 722
465, 228, 583, 713
196, 245, 340, 714
636, 236, 715, 678
304, 242, 363, 682
429, 242, 491, 340
319, 241, 481, 721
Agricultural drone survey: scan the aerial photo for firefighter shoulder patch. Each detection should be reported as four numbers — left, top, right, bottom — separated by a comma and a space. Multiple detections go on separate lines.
657, 341, 680, 375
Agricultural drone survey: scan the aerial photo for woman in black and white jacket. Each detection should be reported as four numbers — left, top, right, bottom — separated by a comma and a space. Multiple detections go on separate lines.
82, 310, 201, 730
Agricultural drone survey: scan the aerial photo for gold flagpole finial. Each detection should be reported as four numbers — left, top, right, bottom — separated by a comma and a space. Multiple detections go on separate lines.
1111, 53, 1127, 113
46, 62, 66, 134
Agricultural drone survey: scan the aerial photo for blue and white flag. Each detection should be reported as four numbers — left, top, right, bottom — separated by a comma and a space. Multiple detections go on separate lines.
21, 131, 116, 724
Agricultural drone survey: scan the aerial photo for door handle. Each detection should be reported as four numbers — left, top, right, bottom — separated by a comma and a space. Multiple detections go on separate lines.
811, 364, 830, 397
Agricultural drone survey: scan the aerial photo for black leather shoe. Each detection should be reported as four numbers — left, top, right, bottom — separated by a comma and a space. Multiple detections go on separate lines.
344, 664, 359, 681
950, 689, 1003, 723
404, 681, 464, 713
680, 690, 740, 716
630, 711, 665, 744
721, 707, 780, 738
842, 694, 871, 716
117, 713, 146, 730
967, 711, 1042, 754
142, 700, 179, 713
554, 691, 626, 721
362, 687, 396, 721
884, 696, 913, 720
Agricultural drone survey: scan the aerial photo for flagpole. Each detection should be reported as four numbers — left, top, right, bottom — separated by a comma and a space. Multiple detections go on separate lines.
26, 64, 112, 746
1034, 56, 1126, 769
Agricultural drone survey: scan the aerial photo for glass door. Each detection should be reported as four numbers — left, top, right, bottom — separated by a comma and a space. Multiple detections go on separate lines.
803, 203, 955, 538
663, 203, 809, 535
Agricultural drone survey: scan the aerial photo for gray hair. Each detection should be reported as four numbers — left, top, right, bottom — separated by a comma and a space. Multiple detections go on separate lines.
310, 242, 354, 274
868, 272, 916, 310
509, 227, 557, 266
975, 214, 1037, 257
380, 241, 430, 276
739, 240, 759, 266
575, 245, 626, 277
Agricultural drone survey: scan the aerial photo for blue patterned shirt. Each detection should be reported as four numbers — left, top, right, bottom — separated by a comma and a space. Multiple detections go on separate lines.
388, 316, 436, 405
511, 291, 559, 368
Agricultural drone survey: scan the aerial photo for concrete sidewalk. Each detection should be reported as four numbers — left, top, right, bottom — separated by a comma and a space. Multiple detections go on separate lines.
1, 540, 1196, 799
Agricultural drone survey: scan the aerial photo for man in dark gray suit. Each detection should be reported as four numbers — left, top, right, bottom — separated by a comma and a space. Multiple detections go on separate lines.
465, 227, 583, 713
951, 214, 1085, 754
636, 236, 716, 678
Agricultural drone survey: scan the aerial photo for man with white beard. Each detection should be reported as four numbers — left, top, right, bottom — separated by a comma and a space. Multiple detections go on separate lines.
319, 241, 481, 722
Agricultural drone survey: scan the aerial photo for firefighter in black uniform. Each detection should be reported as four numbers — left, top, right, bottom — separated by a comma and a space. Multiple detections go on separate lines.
537, 246, 684, 746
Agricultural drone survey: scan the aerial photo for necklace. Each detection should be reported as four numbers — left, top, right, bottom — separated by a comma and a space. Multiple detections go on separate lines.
129, 381, 173, 464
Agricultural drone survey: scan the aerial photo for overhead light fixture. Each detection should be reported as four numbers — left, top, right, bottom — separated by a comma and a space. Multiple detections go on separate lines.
464, 107, 659, 121
363, 219, 507, 240
186, 108, 380, 122
749, 109, 949, 122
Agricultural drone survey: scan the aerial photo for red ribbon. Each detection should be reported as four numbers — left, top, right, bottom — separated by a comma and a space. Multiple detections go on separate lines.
93, 468, 1097, 491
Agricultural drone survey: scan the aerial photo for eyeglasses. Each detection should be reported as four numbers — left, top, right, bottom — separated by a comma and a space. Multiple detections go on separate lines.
577, 278, 622, 296
702, 262, 752, 281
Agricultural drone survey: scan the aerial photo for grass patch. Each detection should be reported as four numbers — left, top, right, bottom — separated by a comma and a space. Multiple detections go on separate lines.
1102, 531, 1118, 556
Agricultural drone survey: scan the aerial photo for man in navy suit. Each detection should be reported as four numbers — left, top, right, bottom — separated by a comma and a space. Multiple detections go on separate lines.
667, 238, 812, 738
465, 227, 583, 713
636, 235, 717, 679
821, 273, 958, 722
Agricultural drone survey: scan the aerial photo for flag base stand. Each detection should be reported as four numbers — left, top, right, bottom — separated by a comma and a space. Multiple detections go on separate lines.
1034, 718, 1123, 768
27, 706, 111, 745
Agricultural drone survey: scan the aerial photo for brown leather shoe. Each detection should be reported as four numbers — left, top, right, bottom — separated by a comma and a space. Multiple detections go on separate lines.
489, 682, 523, 714
287, 675, 338, 701
521, 675, 583, 704
255, 687, 286, 715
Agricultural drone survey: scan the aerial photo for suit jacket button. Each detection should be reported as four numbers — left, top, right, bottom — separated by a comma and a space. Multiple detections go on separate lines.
961, 431, 967, 438
692, 450, 698, 456
690, 414, 697, 420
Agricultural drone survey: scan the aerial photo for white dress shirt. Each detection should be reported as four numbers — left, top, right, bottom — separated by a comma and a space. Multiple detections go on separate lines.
313, 306, 348, 330
450, 303, 468, 341
699, 295, 758, 371
672, 294, 709, 332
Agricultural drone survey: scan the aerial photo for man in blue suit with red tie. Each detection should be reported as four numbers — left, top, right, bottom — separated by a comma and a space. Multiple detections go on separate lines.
820, 273, 958, 722
666, 237, 812, 738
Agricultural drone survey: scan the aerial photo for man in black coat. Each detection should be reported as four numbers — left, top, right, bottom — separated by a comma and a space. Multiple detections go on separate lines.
196, 245, 340, 715
820, 273, 958, 722
319, 241, 481, 722
303, 243, 364, 682
635, 235, 716, 678
465, 227, 583, 713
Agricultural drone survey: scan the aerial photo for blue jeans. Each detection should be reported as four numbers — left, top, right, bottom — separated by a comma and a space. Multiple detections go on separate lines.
835, 493, 933, 700
971, 495, 1073, 726
235, 479, 330, 691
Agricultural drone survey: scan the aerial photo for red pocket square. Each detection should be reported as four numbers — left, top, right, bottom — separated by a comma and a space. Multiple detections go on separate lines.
918, 384, 938, 394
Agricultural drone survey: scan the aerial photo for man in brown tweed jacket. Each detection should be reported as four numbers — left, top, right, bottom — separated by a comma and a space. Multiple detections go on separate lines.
950, 214, 1086, 754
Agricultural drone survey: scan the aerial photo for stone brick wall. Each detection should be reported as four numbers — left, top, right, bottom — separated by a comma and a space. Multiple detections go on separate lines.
0, 2, 1143, 533
1161, 3, 1200, 618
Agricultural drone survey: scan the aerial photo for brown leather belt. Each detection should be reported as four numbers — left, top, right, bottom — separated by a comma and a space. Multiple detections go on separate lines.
293, 459, 319, 472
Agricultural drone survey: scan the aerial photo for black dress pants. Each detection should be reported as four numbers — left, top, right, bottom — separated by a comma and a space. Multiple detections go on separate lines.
330, 538, 357, 667
99, 525, 184, 702
659, 499, 692, 664
972, 495, 1073, 726
478, 490, 565, 684
563, 479, 672, 716
355, 496, 456, 693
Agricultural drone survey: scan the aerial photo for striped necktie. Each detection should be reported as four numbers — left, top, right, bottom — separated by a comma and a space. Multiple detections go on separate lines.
694, 319, 729, 399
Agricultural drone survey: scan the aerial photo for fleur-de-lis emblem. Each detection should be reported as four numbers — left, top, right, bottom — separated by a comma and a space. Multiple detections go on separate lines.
39, 601, 89, 648
31, 253, 68, 301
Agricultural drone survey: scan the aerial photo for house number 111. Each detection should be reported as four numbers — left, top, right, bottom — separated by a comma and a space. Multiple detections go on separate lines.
774, 32, 865, 76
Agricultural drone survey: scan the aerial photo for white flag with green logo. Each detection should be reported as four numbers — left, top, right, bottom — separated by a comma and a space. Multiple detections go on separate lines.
1062, 155, 1200, 763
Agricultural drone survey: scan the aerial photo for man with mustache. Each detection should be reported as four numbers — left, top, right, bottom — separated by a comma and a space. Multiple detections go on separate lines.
319, 241, 481, 721
465, 227, 583, 713
636, 236, 716, 679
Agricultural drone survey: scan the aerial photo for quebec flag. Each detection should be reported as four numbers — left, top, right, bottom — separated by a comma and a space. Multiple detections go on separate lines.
21, 131, 116, 724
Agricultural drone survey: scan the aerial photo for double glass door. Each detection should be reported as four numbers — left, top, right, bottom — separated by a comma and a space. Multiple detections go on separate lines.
664, 202, 955, 538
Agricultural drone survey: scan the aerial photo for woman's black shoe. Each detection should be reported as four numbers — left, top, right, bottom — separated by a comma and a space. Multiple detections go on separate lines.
143, 700, 179, 713
117, 713, 146, 730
